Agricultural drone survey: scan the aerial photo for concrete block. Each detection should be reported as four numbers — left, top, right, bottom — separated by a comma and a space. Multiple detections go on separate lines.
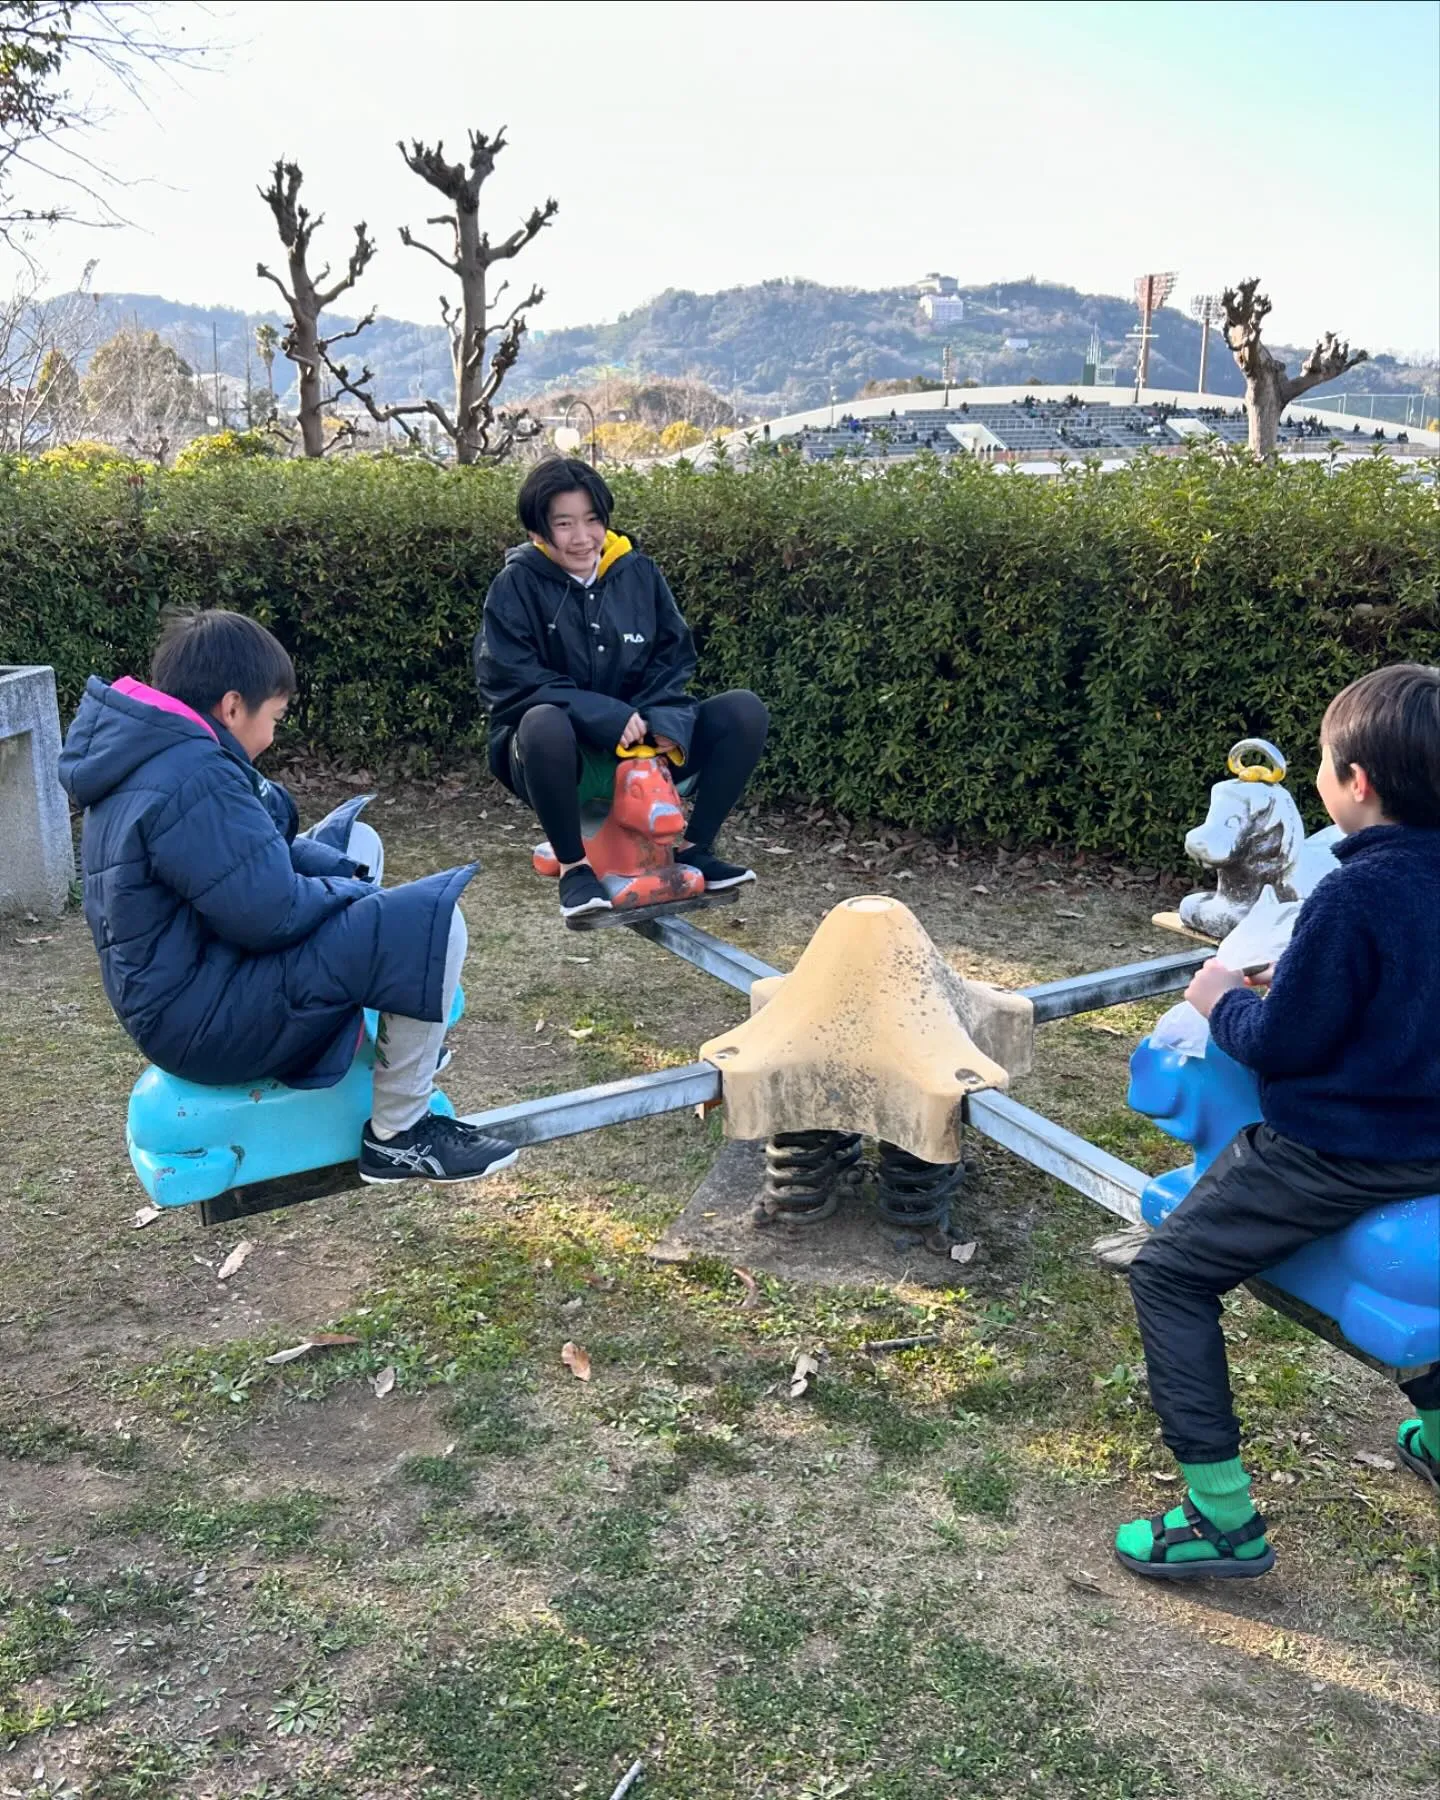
0, 664, 75, 918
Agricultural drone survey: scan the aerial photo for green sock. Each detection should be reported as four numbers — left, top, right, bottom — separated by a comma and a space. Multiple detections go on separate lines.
1181, 1456, 1257, 1533
1417, 1409, 1440, 1463
1115, 1456, 1264, 1566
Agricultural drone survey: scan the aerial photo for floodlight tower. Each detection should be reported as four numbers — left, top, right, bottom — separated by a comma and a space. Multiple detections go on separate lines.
1189, 293, 1225, 394
1131, 270, 1177, 398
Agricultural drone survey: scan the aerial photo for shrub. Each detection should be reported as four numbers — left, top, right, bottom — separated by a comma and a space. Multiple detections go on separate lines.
2, 449, 1434, 864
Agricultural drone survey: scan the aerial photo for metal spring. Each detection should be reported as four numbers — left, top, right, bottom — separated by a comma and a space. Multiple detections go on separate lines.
874, 1141, 965, 1230
756, 1130, 864, 1225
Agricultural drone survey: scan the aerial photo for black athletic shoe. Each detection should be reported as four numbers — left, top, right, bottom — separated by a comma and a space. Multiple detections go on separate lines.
678, 845, 756, 890
559, 862, 613, 921
359, 1114, 519, 1185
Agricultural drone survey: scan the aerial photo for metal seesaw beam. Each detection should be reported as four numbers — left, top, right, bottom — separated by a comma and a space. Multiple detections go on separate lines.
460, 1062, 721, 1145
635, 915, 1209, 1020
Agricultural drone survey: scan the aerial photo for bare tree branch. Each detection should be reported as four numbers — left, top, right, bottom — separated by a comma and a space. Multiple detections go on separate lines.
388, 124, 556, 462
257, 158, 377, 456
1222, 276, 1368, 454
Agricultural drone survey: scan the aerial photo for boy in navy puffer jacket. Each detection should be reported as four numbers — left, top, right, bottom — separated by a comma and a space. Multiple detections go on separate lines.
1115, 663, 1440, 1582
59, 608, 516, 1186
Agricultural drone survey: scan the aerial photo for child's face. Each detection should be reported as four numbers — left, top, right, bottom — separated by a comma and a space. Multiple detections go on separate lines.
1316, 737, 1386, 833
535, 488, 606, 576
213, 691, 289, 761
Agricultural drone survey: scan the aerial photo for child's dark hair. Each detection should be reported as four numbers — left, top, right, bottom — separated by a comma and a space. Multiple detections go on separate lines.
150, 607, 296, 715
517, 457, 613, 538
1323, 663, 1440, 828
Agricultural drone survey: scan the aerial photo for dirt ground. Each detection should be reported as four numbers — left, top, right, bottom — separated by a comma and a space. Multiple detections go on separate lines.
1, 772, 1436, 1800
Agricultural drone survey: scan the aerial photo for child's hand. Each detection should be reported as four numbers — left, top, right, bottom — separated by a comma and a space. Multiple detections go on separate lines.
653, 733, 679, 757
619, 712, 648, 749
1243, 963, 1277, 989
1185, 959, 1245, 1018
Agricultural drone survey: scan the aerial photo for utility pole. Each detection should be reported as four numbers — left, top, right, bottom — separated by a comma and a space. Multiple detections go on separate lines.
212, 321, 224, 428
942, 343, 954, 407
244, 328, 254, 429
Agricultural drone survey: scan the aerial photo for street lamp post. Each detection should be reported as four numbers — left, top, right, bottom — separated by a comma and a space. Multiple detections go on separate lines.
563, 399, 599, 467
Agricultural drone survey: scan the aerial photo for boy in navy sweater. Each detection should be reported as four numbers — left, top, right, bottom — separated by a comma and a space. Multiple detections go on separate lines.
1117, 663, 1440, 1580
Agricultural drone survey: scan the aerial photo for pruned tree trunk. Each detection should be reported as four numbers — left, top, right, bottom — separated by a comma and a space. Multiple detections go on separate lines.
257, 161, 376, 457
324, 128, 556, 462
1221, 278, 1368, 455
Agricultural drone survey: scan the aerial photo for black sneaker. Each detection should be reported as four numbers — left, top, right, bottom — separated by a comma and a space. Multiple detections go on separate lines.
559, 862, 613, 921
359, 1114, 519, 1185
678, 844, 756, 890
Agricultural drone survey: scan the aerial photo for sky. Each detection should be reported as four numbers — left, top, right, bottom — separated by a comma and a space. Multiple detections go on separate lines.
10, 0, 1440, 356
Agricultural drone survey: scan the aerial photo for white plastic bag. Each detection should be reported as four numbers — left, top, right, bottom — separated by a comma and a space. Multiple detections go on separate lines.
1150, 885, 1300, 1058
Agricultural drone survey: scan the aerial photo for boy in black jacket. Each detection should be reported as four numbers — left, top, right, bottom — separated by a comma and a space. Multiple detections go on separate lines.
474, 459, 769, 922
1116, 663, 1440, 1581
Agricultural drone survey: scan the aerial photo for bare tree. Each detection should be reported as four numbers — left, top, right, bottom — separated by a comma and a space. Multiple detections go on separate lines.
0, 1, 210, 247
325, 128, 556, 463
79, 323, 203, 461
0, 257, 103, 451
1222, 278, 1368, 455
256, 160, 376, 457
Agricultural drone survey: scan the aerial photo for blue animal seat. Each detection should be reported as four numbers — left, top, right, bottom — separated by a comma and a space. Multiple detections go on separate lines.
128, 990, 463, 1219
1127, 1036, 1440, 1371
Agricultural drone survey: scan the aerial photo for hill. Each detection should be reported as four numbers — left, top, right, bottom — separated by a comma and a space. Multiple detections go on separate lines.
68, 280, 1431, 419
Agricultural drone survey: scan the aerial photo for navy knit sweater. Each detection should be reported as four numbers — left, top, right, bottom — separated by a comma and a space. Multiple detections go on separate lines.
1210, 824, 1440, 1161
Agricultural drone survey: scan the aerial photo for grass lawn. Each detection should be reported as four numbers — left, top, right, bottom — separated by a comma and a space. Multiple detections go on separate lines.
2, 774, 1436, 1799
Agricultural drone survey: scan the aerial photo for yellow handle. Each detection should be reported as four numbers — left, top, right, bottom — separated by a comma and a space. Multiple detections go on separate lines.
615, 741, 685, 768
1226, 738, 1287, 785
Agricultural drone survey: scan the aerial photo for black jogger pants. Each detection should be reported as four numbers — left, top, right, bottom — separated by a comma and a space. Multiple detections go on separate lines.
508, 690, 769, 867
1129, 1122, 1440, 1465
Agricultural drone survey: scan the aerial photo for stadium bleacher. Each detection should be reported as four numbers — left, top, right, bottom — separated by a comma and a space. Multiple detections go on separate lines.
782, 398, 1349, 464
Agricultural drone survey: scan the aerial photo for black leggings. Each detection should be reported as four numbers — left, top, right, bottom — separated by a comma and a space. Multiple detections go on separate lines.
1130, 1122, 1440, 1465
509, 690, 769, 867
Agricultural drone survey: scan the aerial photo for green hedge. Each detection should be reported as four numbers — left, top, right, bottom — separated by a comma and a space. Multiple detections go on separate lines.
2, 450, 1435, 866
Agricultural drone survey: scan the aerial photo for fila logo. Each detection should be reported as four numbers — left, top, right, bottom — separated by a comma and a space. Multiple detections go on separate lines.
621, 632, 646, 645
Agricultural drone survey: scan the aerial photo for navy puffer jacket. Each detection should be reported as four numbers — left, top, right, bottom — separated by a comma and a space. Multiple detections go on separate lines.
58, 677, 475, 1088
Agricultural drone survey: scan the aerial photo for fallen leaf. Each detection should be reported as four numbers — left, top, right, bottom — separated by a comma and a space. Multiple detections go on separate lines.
790, 1351, 820, 1399
1149, 1471, 1178, 1483
567, 1026, 595, 1041
13, 934, 55, 945
949, 1240, 978, 1264
372, 1365, 396, 1398
1063, 1570, 1105, 1594
824, 840, 845, 855
564, 956, 592, 964
1055, 908, 1084, 920
765, 845, 793, 855
1353, 1451, 1395, 1472
561, 1296, 584, 1314
970, 884, 990, 895
582, 1273, 616, 1292
733, 1266, 762, 1310
534, 1018, 547, 1034
264, 1334, 361, 1365
216, 1239, 255, 1282
561, 1341, 592, 1381
132, 1205, 164, 1229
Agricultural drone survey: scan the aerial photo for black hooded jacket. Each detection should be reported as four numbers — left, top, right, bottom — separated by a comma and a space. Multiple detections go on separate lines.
473, 531, 698, 786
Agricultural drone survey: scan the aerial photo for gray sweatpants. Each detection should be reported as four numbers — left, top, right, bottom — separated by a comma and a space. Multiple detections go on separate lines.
301, 813, 464, 1136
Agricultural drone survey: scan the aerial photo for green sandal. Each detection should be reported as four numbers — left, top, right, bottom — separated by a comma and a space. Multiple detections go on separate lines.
1397, 1420, 1440, 1496
1115, 1495, 1275, 1581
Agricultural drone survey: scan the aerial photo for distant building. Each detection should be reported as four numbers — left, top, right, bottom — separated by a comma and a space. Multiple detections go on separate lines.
917, 272, 959, 295
1003, 337, 1030, 351
920, 293, 966, 327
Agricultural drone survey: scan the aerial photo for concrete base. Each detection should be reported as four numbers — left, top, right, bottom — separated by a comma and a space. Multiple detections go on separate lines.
0, 665, 74, 918
648, 1139, 966, 1290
